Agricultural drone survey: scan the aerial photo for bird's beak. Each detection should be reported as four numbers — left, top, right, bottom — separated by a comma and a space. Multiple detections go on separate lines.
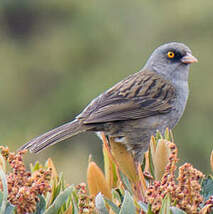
181, 53, 198, 64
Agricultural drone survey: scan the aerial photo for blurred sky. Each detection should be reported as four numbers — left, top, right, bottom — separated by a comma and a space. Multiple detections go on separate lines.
0, 0, 212, 183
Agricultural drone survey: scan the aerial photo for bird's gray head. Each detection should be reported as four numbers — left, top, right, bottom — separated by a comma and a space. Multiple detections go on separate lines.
144, 42, 198, 83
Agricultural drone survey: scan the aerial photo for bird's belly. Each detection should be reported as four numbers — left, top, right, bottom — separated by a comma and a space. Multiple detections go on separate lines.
102, 115, 172, 161
99, 102, 187, 162
104, 114, 174, 136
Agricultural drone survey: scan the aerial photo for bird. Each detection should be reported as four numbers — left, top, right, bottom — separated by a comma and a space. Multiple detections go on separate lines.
20, 42, 197, 162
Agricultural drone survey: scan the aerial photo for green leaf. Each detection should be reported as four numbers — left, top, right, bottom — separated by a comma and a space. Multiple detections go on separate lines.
138, 201, 148, 212
146, 204, 154, 214
44, 185, 74, 214
0, 181, 15, 214
104, 198, 120, 214
0, 169, 8, 214
170, 207, 187, 214
159, 194, 171, 214
4, 203, 16, 214
48, 173, 65, 207
201, 176, 213, 201
147, 204, 154, 214
148, 147, 155, 178
31, 161, 42, 172
119, 171, 133, 194
71, 190, 79, 213
156, 130, 163, 141
71, 198, 78, 214
141, 155, 146, 172
112, 189, 123, 204
119, 191, 136, 214
164, 128, 173, 141
95, 193, 109, 214
0, 192, 3, 205
33, 195, 46, 214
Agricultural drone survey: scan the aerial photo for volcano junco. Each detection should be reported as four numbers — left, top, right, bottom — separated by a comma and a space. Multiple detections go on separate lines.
20, 42, 197, 161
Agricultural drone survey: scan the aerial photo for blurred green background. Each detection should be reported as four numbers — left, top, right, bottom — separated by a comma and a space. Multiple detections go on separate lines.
0, 0, 212, 184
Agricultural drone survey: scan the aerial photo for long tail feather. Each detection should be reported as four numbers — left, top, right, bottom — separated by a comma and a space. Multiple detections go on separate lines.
19, 119, 89, 153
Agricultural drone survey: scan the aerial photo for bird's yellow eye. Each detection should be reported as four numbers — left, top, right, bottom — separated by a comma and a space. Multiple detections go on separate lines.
167, 51, 175, 59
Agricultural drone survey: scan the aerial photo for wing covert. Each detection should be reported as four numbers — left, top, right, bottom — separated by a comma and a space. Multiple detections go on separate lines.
77, 71, 176, 124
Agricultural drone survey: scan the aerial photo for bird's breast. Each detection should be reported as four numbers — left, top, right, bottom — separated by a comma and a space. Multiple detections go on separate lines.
169, 80, 189, 128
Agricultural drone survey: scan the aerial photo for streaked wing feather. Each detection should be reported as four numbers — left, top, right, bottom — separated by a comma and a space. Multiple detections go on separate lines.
78, 71, 176, 124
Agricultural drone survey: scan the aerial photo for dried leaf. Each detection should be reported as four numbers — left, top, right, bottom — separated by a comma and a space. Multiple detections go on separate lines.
0, 154, 6, 172
150, 136, 157, 158
144, 152, 150, 172
47, 158, 58, 180
110, 138, 138, 183
103, 138, 118, 189
153, 140, 170, 180
137, 164, 146, 194
87, 161, 112, 199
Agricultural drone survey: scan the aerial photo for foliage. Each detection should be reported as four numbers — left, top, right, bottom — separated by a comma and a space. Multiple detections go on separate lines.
0, 131, 212, 213
0, 0, 213, 178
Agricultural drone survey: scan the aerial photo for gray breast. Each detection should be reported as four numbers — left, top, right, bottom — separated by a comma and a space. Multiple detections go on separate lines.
168, 80, 189, 129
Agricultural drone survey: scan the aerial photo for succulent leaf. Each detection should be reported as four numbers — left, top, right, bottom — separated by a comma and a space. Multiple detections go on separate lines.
95, 193, 109, 214
159, 194, 171, 214
44, 185, 74, 214
201, 176, 213, 202
119, 191, 136, 214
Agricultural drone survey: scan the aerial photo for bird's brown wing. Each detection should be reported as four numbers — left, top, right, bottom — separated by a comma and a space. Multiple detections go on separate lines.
77, 71, 176, 124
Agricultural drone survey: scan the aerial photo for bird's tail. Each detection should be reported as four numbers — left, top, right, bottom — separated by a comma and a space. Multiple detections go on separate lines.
19, 119, 90, 153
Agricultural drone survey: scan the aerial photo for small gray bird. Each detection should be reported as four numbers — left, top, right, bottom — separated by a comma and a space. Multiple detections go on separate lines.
20, 42, 197, 161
